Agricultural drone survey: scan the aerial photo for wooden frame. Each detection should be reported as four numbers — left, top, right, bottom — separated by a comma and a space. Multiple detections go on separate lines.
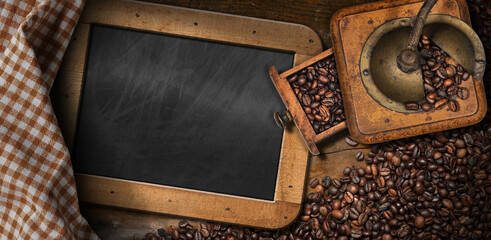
269, 49, 347, 155
52, 0, 323, 229
330, 0, 486, 144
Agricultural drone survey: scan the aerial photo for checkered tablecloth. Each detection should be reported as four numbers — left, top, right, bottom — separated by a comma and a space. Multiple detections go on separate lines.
0, 0, 98, 239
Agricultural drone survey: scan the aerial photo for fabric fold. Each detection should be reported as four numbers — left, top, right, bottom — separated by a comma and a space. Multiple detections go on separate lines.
0, 0, 98, 239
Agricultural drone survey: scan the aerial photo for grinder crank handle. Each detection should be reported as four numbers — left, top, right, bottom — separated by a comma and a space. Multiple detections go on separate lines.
396, 0, 438, 73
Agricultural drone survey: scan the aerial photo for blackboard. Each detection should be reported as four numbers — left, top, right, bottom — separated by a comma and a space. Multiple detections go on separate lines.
73, 25, 294, 200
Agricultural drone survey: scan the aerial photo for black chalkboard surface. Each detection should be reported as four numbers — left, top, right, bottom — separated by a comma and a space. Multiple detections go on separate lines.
73, 25, 294, 200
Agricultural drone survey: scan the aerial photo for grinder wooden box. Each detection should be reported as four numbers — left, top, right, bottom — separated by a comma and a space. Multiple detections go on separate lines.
269, 49, 347, 155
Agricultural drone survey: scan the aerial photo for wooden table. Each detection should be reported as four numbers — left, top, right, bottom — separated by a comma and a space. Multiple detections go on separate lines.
142, 0, 379, 49
80, 0, 376, 239
82, 129, 371, 240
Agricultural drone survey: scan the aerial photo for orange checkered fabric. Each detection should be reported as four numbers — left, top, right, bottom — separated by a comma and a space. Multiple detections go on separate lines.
0, 0, 98, 239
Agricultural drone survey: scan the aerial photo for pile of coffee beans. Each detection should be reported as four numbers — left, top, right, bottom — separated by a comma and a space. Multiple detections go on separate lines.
144, 221, 293, 240
286, 55, 345, 134
300, 124, 491, 240
404, 36, 472, 112
144, 121, 490, 240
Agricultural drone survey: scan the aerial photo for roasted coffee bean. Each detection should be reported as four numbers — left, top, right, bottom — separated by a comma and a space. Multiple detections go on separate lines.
332, 209, 344, 219
462, 71, 470, 80
379, 168, 390, 176
318, 75, 329, 84
404, 191, 417, 201
391, 156, 401, 166
443, 78, 454, 87
310, 102, 320, 109
347, 184, 359, 194
448, 99, 459, 112
382, 234, 392, 240
332, 199, 341, 210
309, 178, 319, 188
435, 98, 448, 109
355, 152, 364, 161
311, 204, 320, 215
358, 212, 368, 225
157, 228, 168, 238
319, 206, 328, 216
424, 83, 436, 92
297, 76, 306, 85
378, 202, 390, 212
171, 229, 179, 240
318, 105, 330, 120
327, 185, 338, 195
178, 220, 188, 228
447, 85, 459, 96
348, 207, 359, 219
404, 101, 419, 110
200, 229, 209, 238
144, 233, 159, 240
421, 102, 431, 112
345, 135, 359, 147
288, 55, 344, 133
288, 74, 298, 83
426, 93, 437, 103
302, 94, 311, 106
414, 215, 424, 228
340, 176, 351, 183
340, 167, 351, 177
321, 176, 331, 188
332, 178, 341, 187
445, 66, 455, 77
376, 176, 385, 187
397, 224, 410, 238
344, 192, 354, 203
307, 71, 314, 81
442, 198, 454, 210
458, 87, 469, 100
437, 68, 447, 79
351, 229, 362, 238
318, 68, 328, 76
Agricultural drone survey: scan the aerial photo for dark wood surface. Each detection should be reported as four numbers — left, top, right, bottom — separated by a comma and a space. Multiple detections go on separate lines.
139, 0, 379, 49
79, 0, 379, 239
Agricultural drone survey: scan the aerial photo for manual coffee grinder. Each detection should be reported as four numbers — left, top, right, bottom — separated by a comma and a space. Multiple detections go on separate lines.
269, 0, 486, 154
331, 0, 486, 144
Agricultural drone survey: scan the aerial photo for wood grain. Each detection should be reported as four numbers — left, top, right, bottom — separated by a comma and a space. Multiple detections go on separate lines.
51, 0, 325, 229
135, 0, 382, 49
80, 0, 322, 56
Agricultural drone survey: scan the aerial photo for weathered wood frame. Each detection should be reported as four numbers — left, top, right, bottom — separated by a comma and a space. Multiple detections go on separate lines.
52, 0, 323, 229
